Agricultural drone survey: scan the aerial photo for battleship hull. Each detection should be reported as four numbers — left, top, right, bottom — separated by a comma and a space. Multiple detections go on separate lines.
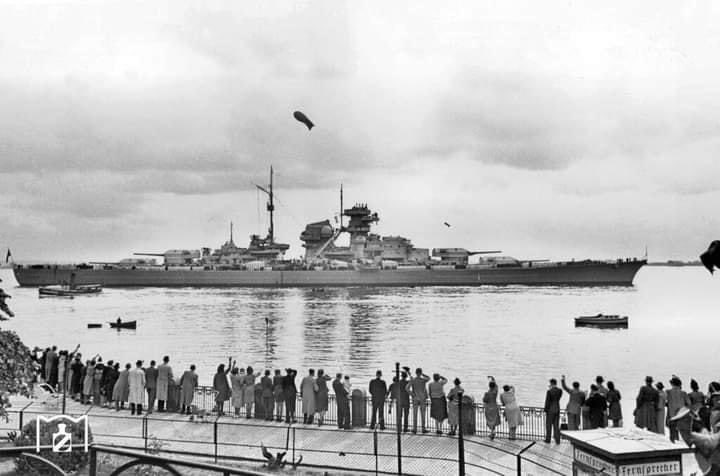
13, 260, 645, 288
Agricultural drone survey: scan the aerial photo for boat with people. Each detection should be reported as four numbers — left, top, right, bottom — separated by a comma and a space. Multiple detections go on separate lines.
14, 168, 646, 289
574, 314, 629, 328
38, 283, 102, 297
109, 319, 136, 329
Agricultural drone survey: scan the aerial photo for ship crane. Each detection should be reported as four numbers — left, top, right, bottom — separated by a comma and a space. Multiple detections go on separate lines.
311, 184, 347, 261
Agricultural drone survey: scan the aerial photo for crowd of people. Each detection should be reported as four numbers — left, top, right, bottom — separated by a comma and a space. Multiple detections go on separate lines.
30, 346, 198, 416
29, 348, 526, 438
542, 374, 720, 445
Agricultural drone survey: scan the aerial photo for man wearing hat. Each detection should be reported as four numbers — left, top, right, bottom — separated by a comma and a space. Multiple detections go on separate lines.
544, 378, 563, 444
369, 370, 388, 430
634, 376, 659, 432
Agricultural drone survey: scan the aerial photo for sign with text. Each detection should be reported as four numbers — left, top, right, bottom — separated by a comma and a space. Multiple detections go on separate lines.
574, 447, 617, 475
617, 460, 681, 476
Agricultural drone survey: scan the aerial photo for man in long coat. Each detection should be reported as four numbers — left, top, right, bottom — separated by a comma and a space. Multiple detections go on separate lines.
157, 356, 174, 412
128, 360, 146, 416
144, 360, 159, 414
300, 369, 317, 424
179, 364, 198, 415
70, 355, 84, 400
332, 373, 350, 429
369, 370, 388, 430
261, 370, 274, 421
544, 378, 563, 444
561, 376, 586, 430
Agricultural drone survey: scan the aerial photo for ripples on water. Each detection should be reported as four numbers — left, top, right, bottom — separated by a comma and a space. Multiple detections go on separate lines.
2, 267, 718, 415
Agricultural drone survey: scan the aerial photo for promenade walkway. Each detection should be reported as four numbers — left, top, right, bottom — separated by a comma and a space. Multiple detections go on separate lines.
1, 396, 573, 475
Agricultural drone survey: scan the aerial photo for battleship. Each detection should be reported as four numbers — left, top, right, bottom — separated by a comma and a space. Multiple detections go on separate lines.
13, 169, 645, 288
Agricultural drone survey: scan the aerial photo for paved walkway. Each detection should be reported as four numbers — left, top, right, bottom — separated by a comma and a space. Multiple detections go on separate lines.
1, 396, 573, 475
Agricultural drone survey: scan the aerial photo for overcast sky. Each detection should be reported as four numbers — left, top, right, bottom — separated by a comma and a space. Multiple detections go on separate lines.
1, 1, 719, 262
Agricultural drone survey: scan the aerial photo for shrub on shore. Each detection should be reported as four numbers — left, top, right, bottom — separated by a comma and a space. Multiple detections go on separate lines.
0, 328, 35, 396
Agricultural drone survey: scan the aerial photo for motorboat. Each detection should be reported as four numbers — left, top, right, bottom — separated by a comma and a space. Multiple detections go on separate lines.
574, 313, 628, 328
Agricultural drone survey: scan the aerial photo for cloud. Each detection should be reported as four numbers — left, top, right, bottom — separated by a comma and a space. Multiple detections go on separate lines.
419, 69, 720, 175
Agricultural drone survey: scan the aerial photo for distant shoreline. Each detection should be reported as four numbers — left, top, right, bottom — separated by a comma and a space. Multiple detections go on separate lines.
646, 261, 702, 267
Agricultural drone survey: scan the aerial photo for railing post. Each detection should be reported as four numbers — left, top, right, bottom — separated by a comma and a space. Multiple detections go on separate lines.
516, 441, 536, 476
395, 362, 401, 476
292, 426, 296, 464
213, 417, 219, 463
19, 401, 33, 431
89, 445, 97, 476
458, 391, 465, 476
374, 429, 379, 476
143, 414, 148, 452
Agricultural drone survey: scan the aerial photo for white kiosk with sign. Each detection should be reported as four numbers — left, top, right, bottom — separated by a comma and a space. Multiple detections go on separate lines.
562, 427, 691, 476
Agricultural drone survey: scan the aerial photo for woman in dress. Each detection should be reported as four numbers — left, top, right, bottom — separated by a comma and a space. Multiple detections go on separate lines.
104, 363, 119, 409
57, 351, 66, 394
92, 361, 104, 405
273, 369, 285, 422
655, 382, 667, 434
634, 376, 658, 432
229, 366, 245, 418
82, 360, 95, 404
243, 366, 261, 418
483, 377, 501, 440
447, 378, 464, 436
283, 369, 298, 423
500, 384, 522, 440
314, 369, 332, 426
112, 363, 131, 411
179, 364, 198, 415
606, 381, 622, 427
213, 359, 232, 416
429, 373, 448, 435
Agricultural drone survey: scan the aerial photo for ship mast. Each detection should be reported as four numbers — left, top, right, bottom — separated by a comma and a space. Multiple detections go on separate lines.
255, 166, 275, 243
340, 184, 344, 229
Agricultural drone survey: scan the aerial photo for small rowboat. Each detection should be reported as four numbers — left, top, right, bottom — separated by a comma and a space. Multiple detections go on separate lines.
87, 323, 102, 329
574, 314, 628, 328
39, 284, 102, 297
109, 320, 137, 329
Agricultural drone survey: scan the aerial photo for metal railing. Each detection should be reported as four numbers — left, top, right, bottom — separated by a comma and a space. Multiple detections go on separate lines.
0, 405, 570, 475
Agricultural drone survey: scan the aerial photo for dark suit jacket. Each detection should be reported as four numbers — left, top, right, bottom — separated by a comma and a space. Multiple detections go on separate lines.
333, 378, 348, 404
369, 378, 388, 402
545, 386, 563, 413
144, 366, 159, 389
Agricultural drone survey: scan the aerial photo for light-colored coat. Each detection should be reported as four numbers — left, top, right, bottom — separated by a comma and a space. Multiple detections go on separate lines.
128, 368, 146, 405
82, 365, 95, 396
243, 373, 258, 403
112, 369, 130, 402
301, 376, 316, 415
157, 363, 174, 401
230, 373, 245, 408
179, 370, 198, 407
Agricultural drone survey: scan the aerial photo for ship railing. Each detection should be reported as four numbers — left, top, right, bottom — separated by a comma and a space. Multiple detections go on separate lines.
179, 385, 564, 441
